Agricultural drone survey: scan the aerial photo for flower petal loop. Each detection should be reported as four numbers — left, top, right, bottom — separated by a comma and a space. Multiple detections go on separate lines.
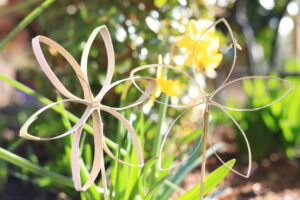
80, 26, 116, 102
191, 18, 238, 90
130, 64, 204, 109
102, 77, 157, 111
72, 109, 105, 192
211, 76, 294, 111
20, 99, 93, 140
158, 102, 205, 171
101, 106, 144, 166
210, 104, 252, 178
32, 36, 91, 100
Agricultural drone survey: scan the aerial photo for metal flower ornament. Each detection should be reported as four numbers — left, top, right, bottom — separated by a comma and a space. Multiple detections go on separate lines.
19, 26, 156, 200
130, 18, 293, 199
19, 18, 293, 200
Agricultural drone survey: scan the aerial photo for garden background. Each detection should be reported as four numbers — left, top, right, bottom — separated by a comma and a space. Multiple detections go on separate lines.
0, 0, 300, 199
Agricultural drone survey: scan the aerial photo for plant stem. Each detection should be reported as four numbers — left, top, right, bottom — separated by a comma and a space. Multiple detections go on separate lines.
0, 0, 56, 50
200, 105, 209, 200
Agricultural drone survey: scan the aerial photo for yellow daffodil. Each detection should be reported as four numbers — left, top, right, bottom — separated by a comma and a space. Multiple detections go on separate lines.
143, 55, 181, 113
176, 19, 223, 76
154, 69, 181, 98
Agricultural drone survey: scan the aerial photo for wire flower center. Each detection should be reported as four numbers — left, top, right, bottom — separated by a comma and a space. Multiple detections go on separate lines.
92, 100, 102, 109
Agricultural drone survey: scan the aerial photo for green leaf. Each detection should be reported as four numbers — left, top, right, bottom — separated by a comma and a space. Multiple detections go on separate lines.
145, 174, 173, 200
124, 112, 146, 200
0, 147, 73, 188
177, 159, 236, 200
138, 158, 157, 198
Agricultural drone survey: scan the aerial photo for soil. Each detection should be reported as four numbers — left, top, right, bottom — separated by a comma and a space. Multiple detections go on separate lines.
2, 122, 300, 200
172, 125, 300, 200
171, 154, 300, 199
213, 154, 300, 200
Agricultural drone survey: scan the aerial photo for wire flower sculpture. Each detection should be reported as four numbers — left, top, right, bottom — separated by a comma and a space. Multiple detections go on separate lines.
19, 26, 157, 200
130, 18, 293, 199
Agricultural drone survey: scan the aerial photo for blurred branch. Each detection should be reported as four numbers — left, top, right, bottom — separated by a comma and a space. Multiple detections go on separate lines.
270, 0, 291, 71
235, 0, 257, 75
0, 0, 55, 50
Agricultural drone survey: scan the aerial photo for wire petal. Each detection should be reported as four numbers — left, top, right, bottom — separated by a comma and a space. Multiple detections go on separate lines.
32, 36, 91, 100
158, 102, 205, 171
101, 106, 144, 166
72, 109, 105, 192
19, 99, 93, 140
80, 26, 115, 102
210, 103, 252, 178
130, 64, 204, 109
211, 76, 294, 111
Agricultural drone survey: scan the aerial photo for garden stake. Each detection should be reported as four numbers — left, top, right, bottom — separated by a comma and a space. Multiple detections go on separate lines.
200, 104, 209, 200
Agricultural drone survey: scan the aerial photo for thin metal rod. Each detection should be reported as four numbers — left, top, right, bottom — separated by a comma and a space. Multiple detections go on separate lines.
200, 104, 209, 199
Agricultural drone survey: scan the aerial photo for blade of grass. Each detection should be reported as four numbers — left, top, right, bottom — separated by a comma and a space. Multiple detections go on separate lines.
0, 147, 73, 188
138, 158, 157, 199
164, 180, 185, 193
0, 74, 125, 155
8, 170, 74, 195
0, 0, 55, 49
124, 110, 147, 199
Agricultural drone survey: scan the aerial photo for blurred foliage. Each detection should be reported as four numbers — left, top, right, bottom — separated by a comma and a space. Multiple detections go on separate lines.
231, 60, 300, 160
1, 0, 300, 199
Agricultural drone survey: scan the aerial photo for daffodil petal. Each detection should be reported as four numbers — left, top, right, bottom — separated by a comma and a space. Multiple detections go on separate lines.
160, 79, 181, 97
187, 20, 200, 38
176, 36, 195, 50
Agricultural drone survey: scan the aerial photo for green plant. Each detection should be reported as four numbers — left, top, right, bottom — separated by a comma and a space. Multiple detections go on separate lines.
0, 74, 229, 199
2, 1, 294, 199
230, 76, 300, 159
